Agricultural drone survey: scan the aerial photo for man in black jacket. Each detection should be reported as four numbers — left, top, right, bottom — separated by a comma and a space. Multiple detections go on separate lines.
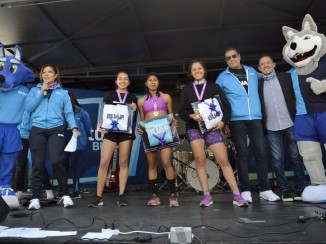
258, 55, 305, 201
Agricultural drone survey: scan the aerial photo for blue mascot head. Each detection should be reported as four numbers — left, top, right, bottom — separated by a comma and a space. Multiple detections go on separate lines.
0, 44, 35, 91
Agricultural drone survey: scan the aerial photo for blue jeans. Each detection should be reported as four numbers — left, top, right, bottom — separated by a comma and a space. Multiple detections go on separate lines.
266, 126, 305, 192
230, 120, 271, 192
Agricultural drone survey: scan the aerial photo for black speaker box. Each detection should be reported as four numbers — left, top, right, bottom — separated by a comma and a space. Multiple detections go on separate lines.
0, 196, 10, 223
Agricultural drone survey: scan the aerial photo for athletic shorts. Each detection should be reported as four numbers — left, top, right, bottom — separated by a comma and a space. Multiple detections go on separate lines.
294, 111, 326, 143
103, 132, 135, 143
0, 123, 21, 153
186, 129, 223, 147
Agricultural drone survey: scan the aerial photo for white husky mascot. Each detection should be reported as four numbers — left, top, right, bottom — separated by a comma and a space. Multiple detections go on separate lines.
282, 14, 326, 203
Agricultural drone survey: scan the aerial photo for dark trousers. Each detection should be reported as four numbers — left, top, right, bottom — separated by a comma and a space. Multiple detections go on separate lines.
64, 150, 82, 193
29, 126, 68, 199
229, 120, 271, 192
15, 138, 52, 191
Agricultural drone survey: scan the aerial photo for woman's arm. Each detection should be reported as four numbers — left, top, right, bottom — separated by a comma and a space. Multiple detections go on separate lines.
164, 93, 173, 114
178, 87, 194, 122
137, 97, 145, 121
24, 88, 43, 112
137, 97, 145, 135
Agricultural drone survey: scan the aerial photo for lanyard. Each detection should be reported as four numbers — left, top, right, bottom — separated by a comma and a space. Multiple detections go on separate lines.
150, 96, 158, 111
116, 89, 128, 103
193, 81, 207, 101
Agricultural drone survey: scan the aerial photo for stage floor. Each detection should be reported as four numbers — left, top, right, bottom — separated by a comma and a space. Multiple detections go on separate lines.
1, 184, 326, 244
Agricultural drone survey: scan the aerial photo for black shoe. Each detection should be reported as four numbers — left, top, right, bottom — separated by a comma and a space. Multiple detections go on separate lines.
80, 189, 91, 194
55, 191, 64, 199
71, 191, 81, 199
117, 195, 128, 207
281, 190, 293, 202
294, 190, 303, 201
88, 196, 103, 208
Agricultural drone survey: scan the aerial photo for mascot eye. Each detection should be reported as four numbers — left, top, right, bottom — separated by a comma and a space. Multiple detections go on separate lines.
304, 36, 311, 40
0, 62, 4, 71
9, 64, 18, 74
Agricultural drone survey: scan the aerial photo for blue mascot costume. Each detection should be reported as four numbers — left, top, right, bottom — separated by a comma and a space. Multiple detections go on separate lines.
282, 15, 326, 203
0, 44, 35, 209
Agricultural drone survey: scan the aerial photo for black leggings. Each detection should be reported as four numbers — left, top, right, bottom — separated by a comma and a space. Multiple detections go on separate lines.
29, 126, 68, 199
15, 138, 52, 191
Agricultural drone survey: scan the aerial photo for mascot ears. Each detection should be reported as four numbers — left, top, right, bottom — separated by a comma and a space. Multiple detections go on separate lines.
0, 44, 23, 63
282, 14, 318, 40
0, 44, 35, 90
14, 45, 22, 62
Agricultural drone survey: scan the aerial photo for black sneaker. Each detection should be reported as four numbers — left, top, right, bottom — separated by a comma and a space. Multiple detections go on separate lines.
80, 189, 91, 194
294, 190, 303, 201
71, 191, 81, 199
117, 195, 128, 207
281, 190, 293, 202
55, 191, 64, 199
88, 196, 103, 208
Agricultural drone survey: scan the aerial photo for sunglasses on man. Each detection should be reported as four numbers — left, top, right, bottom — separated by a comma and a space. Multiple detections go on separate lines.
225, 54, 238, 61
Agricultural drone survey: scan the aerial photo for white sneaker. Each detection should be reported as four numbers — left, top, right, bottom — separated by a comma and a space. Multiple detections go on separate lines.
28, 199, 41, 210
16, 191, 23, 200
241, 191, 252, 203
260, 190, 280, 202
46, 189, 54, 200
58, 195, 74, 208
0, 188, 20, 209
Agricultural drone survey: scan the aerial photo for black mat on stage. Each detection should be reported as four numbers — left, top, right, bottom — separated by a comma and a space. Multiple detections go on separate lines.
0, 185, 325, 244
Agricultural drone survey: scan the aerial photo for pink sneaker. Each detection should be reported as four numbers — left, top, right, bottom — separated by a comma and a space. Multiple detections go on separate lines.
147, 195, 160, 206
199, 194, 213, 207
169, 194, 179, 207
233, 194, 248, 207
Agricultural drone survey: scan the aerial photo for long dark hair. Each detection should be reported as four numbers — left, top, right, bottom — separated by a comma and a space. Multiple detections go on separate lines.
68, 92, 81, 113
145, 72, 160, 100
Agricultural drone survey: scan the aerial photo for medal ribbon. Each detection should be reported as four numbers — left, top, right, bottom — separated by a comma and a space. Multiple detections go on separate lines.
150, 95, 158, 111
193, 81, 207, 101
116, 89, 128, 103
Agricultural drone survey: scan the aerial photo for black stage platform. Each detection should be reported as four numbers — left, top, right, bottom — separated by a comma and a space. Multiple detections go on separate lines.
1, 184, 326, 244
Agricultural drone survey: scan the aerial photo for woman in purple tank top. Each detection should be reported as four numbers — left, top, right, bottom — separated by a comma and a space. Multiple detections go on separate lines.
137, 73, 179, 207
